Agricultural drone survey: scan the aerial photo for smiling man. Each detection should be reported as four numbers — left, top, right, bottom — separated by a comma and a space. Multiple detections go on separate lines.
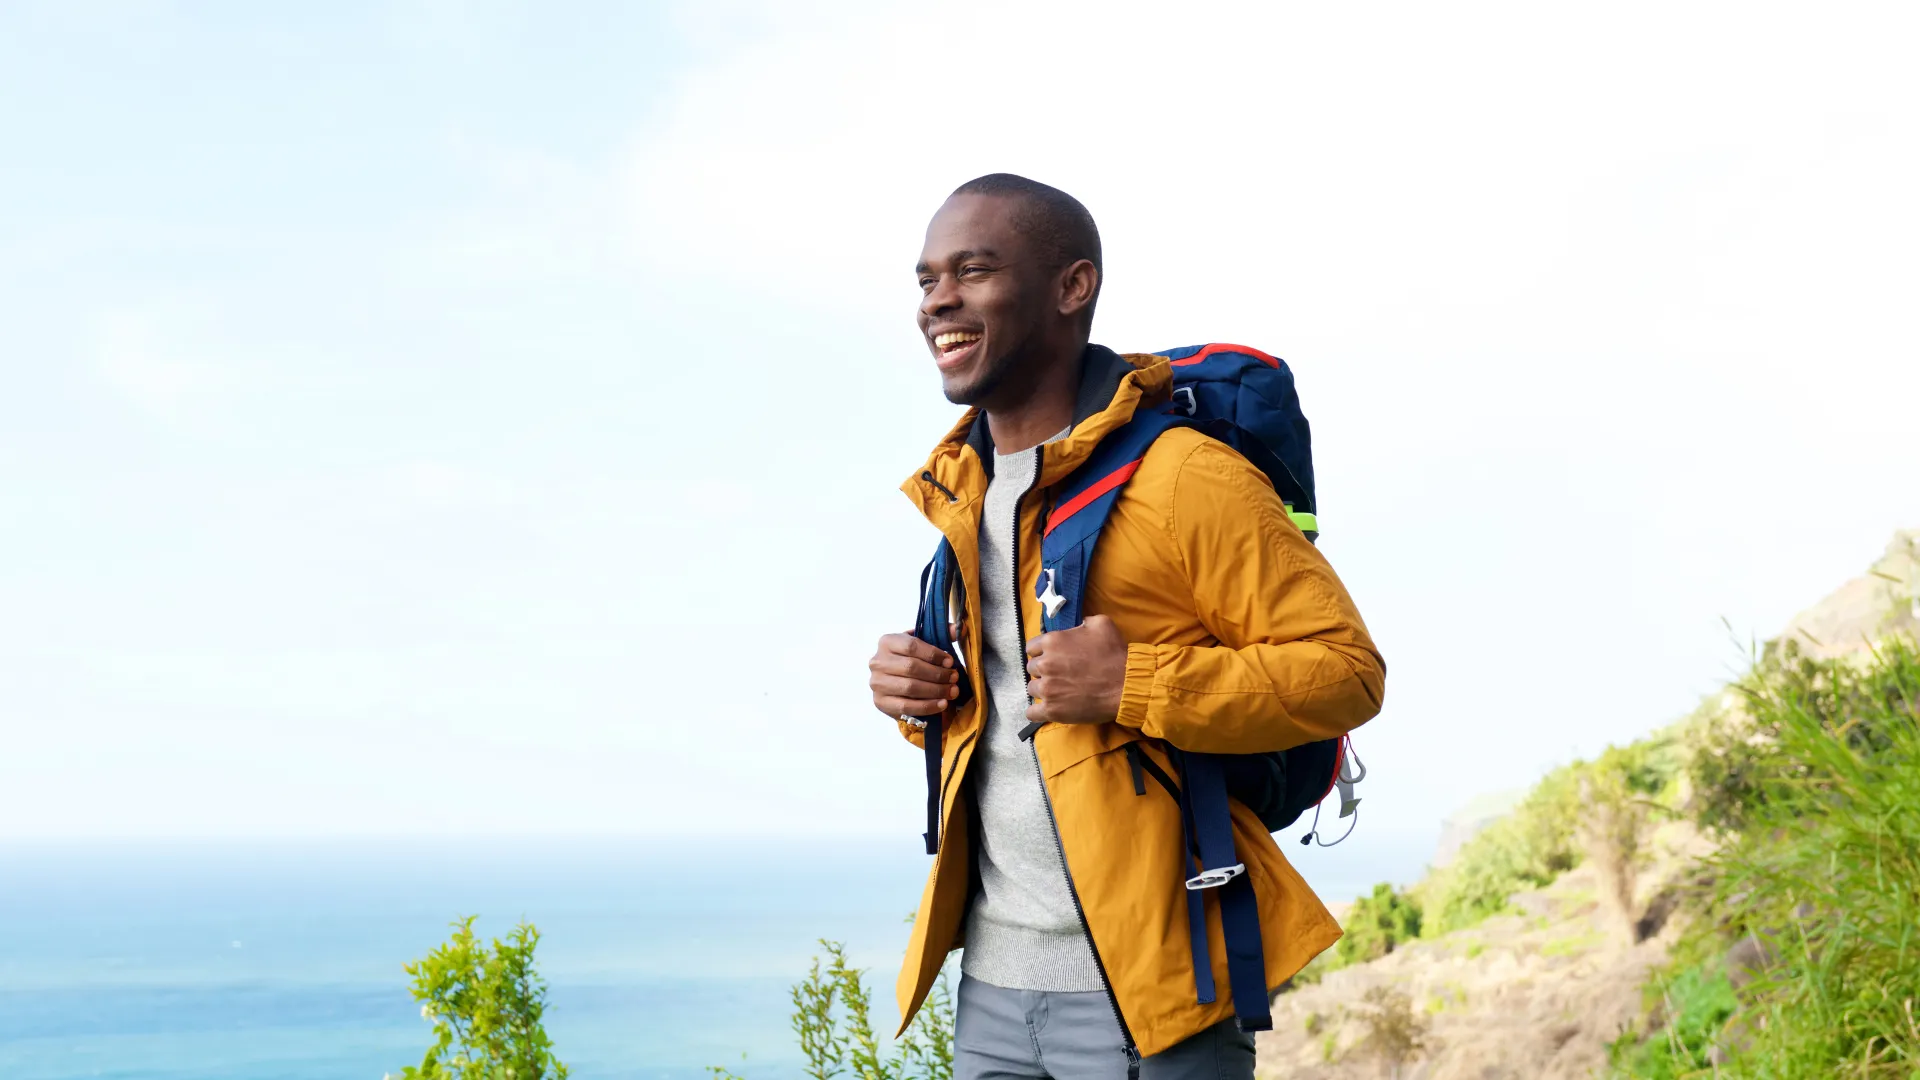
867, 174, 1385, 1080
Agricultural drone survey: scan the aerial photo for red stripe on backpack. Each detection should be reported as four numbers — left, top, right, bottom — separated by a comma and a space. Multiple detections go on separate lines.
1168, 342, 1282, 369
1044, 458, 1143, 537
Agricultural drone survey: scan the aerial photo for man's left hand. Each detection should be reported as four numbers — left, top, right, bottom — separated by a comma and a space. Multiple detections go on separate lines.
1025, 615, 1128, 726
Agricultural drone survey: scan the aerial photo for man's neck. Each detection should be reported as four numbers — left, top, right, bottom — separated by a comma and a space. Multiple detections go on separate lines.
984, 343, 1084, 454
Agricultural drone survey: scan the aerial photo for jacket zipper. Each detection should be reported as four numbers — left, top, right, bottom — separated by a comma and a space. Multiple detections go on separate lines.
1010, 446, 1143, 1079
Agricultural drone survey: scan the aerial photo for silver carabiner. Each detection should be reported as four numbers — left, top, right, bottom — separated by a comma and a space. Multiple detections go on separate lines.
1184, 863, 1246, 891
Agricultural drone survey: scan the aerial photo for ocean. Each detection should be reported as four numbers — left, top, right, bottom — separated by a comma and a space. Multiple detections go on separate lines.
0, 834, 1421, 1079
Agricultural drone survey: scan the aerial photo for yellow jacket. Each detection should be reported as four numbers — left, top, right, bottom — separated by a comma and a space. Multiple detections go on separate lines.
893, 348, 1385, 1057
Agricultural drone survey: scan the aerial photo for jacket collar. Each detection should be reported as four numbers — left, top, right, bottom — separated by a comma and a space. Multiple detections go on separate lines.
962, 344, 1140, 474
904, 344, 1172, 519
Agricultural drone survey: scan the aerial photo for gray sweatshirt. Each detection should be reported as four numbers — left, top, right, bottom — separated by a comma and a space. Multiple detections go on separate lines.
959, 437, 1103, 993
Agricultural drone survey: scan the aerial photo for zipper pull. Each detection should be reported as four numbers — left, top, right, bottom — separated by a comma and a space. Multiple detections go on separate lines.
921, 471, 959, 503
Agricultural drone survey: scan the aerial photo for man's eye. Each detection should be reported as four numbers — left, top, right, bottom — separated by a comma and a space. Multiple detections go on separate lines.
961, 265, 987, 276
918, 277, 936, 290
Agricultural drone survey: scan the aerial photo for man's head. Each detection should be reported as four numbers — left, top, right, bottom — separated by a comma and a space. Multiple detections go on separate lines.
915, 173, 1102, 408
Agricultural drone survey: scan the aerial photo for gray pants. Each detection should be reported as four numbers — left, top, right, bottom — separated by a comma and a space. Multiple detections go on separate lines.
955, 974, 1256, 1080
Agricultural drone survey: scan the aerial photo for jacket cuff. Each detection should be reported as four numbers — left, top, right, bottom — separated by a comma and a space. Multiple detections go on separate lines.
1116, 643, 1159, 731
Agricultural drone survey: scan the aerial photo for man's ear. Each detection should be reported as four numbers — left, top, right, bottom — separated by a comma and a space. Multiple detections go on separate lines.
1057, 258, 1099, 320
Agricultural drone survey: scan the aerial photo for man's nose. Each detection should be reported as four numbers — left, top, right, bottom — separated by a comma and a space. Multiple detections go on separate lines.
920, 275, 960, 319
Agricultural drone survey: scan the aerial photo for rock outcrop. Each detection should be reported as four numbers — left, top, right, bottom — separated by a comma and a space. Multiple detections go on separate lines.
1780, 529, 1919, 657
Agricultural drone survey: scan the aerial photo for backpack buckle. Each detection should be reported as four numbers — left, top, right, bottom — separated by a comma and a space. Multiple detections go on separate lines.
1037, 569, 1066, 619
1170, 386, 1198, 417
1184, 863, 1245, 890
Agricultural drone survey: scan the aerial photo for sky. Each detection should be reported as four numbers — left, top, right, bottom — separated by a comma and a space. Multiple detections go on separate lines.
2, 0, 1917, 889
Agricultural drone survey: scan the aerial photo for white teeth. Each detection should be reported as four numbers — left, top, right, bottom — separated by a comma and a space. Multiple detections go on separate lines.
935, 332, 982, 348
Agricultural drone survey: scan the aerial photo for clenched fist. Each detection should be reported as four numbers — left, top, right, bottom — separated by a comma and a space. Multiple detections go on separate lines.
869, 633, 960, 720
1025, 615, 1128, 727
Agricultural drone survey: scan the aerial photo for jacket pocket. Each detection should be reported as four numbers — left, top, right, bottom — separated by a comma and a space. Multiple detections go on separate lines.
1036, 722, 1145, 780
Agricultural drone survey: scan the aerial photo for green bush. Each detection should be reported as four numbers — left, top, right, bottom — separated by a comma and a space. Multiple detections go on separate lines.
1418, 739, 1681, 937
1606, 959, 1739, 1078
714, 940, 954, 1080
392, 917, 568, 1080
1416, 765, 1582, 934
1337, 883, 1423, 965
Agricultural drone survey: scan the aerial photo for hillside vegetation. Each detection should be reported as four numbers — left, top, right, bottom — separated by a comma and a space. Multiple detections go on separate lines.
1263, 530, 1920, 1079
1612, 632, 1920, 1076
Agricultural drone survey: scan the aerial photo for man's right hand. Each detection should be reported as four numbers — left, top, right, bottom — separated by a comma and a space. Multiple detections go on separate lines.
869, 633, 960, 720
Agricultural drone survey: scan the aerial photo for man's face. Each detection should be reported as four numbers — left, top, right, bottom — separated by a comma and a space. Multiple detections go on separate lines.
915, 193, 1053, 407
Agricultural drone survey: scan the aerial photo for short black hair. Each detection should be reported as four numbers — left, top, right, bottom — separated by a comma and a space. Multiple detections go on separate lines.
952, 172, 1103, 283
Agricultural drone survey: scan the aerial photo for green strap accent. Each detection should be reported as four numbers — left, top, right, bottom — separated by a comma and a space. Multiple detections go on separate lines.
1288, 511, 1319, 535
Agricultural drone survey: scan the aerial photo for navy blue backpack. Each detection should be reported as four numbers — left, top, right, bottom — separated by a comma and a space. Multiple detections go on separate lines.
910, 344, 1364, 1034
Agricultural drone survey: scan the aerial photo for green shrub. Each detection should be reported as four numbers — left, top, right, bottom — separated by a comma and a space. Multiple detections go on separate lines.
392, 917, 569, 1080
714, 940, 954, 1080
1419, 763, 1580, 933
1606, 958, 1739, 1078
1418, 738, 1680, 937
1337, 883, 1423, 965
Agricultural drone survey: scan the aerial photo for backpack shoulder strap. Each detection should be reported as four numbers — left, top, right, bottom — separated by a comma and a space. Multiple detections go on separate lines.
1034, 402, 1275, 1033
910, 539, 971, 855
1036, 407, 1188, 634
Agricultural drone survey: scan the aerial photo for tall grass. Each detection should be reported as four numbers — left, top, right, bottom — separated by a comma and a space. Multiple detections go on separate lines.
1620, 634, 1920, 1076
1700, 635, 1920, 1075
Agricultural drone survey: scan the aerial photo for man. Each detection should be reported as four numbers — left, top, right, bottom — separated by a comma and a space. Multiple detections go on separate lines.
868, 174, 1385, 1080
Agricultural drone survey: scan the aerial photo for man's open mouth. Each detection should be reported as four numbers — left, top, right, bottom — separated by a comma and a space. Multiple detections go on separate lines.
933, 330, 983, 369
